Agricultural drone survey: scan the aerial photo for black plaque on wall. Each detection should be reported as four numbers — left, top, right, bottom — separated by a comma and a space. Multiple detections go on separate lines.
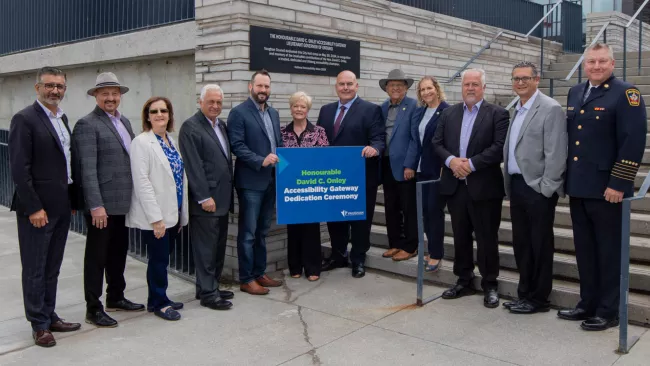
249, 26, 360, 77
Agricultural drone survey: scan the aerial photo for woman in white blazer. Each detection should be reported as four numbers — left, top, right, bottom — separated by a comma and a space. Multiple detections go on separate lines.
126, 96, 189, 321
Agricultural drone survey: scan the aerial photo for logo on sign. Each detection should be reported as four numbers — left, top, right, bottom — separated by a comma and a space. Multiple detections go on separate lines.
341, 210, 364, 217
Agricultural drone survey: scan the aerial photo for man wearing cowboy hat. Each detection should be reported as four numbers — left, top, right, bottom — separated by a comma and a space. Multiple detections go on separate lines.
72, 72, 144, 328
378, 69, 421, 261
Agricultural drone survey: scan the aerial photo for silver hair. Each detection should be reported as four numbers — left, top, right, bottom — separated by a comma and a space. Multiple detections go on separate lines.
200, 84, 224, 101
460, 68, 486, 87
584, 42, 615, 61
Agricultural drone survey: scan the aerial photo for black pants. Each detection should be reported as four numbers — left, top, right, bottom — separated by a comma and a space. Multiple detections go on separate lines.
327, 158, 379, 266
510, 175, 558, 306
17, 213, 70, 331
84, 214, 129, 312
287, 223, 322, 277
570, 197, 622, 319
419, 174, 446, 260
446, 183, 502, 290
190, 215, 228, 302
382, 159, 418, 253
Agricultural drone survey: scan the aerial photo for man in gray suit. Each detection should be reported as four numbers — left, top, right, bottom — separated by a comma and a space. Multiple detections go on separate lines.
72, 72, 144, 328
179, 84, 234, 311
502, 61, 567, 314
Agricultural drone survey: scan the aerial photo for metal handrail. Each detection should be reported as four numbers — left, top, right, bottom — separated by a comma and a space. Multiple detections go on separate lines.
563, 21, 611, 81
446, 31, 504, 84
526, 0, 563, 37
623, 0, 649, 80
625, 0, 649, 28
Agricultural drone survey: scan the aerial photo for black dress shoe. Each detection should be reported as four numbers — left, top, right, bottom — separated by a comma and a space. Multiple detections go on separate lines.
219, 290, 235, 300
557, 308, 591, 321
502, 299, 524, 310
441, 284, 476, 300
201, 299, 233, 310
85, 310, 118, 328
509, 300, 550, 314
351, 263, 366, 278
581, 316, 619, 331
322, 258, 348, 272
106, 298, 145, 312
484, 289, 500, 308
147, 301, 184, 313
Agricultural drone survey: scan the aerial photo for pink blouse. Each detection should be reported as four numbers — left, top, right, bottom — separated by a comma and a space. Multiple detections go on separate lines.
281, 121, 329, 148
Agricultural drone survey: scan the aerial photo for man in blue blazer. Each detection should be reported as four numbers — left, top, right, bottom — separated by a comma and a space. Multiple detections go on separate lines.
378, 69, 421, 261
317, 70, 386, 278
227, 70, 284, 295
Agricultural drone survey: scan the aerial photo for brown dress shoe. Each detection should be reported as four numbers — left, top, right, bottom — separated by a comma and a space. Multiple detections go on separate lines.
256, 274, 283, 287
240, 281, 270, 295
50, 319, 81, 332
382, 248, 400, 258
33, 330, 56, 347
392, 250, 417, 261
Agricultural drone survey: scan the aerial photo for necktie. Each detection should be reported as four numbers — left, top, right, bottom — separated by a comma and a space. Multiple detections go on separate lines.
583, 86, 594, 103
333, 106, 346, 136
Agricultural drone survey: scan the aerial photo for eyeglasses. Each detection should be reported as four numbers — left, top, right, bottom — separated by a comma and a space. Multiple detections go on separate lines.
511, 77, 535, 83
149, 109, 169, 114
40, 83, 67, 91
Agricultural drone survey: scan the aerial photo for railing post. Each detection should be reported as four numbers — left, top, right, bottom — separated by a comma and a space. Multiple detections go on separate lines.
540, 28, 545, 78
623, 27, 627, 81
549, 78, 554, 98
604, 29, 607, 43
578, 64, 582, 84
618, 199, 632, 354
639, 20, 643, 75
416, 181, 424, 306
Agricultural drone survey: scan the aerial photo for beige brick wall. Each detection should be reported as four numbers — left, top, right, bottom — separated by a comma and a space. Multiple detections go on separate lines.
585, 11, 650, 53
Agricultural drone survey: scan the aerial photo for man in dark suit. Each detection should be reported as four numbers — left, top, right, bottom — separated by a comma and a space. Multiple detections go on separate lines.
317, 70, 386, 278
558, 43, 647, 331
433, 68, 509, 308
9, 66, 81, 347
227, 70, 284, 295
72, 72, 144, 328
180, 84, 234, 310
378, 69, 421, 261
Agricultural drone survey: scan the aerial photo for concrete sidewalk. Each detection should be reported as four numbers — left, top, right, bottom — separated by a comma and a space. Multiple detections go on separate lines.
0, 207, 649, 366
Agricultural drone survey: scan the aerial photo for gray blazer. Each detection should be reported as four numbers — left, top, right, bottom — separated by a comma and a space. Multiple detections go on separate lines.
503, 91, 567, 198
179, 111, 234, 217
72, 105, 135, 215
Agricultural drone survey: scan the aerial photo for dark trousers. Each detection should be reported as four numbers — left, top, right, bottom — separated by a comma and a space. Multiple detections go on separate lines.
287, 223, 322, 277
17, 213, 70, 331
570, 197, 622, 319
382, 159, 418, 253
446, 183, 502, 290
142, 224, 179, 311
419, 174, 446, 260
509, 175, 558, 306
327, 160, 379, 266
237, 184, 275, 284
84, 214, 129, 312
190, 214, 228, 301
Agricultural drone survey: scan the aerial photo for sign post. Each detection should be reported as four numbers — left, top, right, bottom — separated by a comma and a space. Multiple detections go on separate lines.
275, 146, 366, 225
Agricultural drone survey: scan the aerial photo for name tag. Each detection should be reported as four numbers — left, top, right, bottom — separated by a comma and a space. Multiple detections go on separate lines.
567, 107, 574, 111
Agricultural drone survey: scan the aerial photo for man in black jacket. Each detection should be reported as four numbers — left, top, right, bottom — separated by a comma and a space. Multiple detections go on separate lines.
433, 68, 509, 308
9, 67, 81, 347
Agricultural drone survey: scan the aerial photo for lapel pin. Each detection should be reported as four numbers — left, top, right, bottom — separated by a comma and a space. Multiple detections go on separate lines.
604, 84, 609, 88
402, 107, 406, 111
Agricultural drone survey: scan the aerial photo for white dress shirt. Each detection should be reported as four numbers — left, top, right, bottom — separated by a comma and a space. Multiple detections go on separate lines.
507, 90, 540, 175
37, 100, 72, 184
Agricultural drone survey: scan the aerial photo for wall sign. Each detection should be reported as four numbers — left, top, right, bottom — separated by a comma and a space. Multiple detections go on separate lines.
250, 26, 361, 77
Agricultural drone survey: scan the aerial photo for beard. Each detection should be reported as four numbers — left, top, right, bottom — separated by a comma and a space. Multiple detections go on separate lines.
40, 92, 62, 106
252, 91, 269, 104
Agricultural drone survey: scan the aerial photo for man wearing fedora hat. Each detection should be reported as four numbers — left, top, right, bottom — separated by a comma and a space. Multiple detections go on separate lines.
378, 69, 421, 261
72, 72, 144, 328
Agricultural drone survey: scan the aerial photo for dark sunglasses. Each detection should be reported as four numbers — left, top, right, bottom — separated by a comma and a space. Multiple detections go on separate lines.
149, 109, 169, 114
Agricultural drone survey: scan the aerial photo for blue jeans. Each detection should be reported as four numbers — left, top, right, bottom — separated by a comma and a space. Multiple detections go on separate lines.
236, 185, 275, 284
143, 226, 178, 311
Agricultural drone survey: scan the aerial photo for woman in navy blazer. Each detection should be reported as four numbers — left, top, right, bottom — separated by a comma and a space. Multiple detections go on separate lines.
415, 76, 450, 272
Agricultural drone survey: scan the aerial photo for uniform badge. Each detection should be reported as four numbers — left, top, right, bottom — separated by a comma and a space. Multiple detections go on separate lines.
626, 89, 641, 107
567, 107, 574, 111
594, 107, 605, 111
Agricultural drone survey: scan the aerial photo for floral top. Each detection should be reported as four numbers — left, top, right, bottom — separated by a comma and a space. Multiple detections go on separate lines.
155, 133, 184, 210
281, 120, 329, 148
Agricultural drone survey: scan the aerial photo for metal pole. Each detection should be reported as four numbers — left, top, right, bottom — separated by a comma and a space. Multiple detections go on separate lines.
550, 78, 554, 98
618, 199, 632, 354
623, 27, 627, 81
416, 182, 424, 306
639, 20, 643, 75
604, 29, 607, 44
578, 64, 582, 84
541, 26, 545, 78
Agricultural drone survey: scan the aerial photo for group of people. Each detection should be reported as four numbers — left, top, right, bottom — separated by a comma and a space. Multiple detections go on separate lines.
8, 41, 647, 348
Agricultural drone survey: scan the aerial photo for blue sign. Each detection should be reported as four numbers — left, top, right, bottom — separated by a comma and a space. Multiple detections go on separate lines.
275, 146, 366, 225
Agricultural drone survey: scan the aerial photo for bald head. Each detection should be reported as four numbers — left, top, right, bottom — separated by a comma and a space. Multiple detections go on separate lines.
336, 70, 359, 104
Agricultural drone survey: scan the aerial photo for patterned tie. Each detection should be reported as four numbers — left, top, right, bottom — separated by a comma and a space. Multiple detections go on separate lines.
583, 86, 594, 103
333, 106, 346, 136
